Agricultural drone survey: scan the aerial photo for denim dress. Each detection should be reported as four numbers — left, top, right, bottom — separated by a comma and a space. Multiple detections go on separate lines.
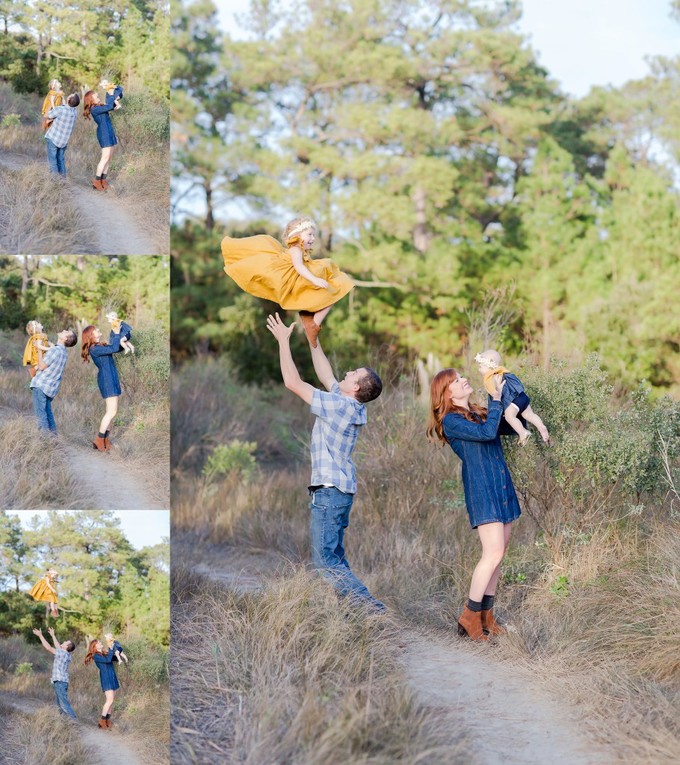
94, 651, 120, 692
443, 400, 522, 528
91, 86, 123, 148
499, 372, 530, 413
90, 333, 123, 398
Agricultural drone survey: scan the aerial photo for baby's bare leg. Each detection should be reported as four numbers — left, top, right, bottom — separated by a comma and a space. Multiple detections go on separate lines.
521, 405, 550, 442
504, 403, 531, 444
313, 305, 332, 327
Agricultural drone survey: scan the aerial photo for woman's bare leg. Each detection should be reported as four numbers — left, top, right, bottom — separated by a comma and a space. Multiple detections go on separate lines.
469, 522, 507, 601
98, 397, 119, 434
102, 690, 115, 716
484, 522, 512, 596
96, 146, 114, 177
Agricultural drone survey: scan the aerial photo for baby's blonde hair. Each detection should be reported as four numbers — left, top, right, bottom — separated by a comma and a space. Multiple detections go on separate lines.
26, 320, 42, 336
283, 217, 315, 250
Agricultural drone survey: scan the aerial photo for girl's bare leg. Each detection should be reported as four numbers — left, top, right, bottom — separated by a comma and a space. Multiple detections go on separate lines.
504, 403, 531, 444
313, 305, 332, 327
469, 522, 507, 602
98, 397, 119, 434
522, 404, 550, 442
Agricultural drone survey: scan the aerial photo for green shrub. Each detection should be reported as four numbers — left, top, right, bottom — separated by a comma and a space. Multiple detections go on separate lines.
14, 661, 33, 675
1, 113, 21, 128
202, 440, 258, 483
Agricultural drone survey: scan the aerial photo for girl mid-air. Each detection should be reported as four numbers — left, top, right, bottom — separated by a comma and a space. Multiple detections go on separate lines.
29, 569, 60, 618
221, 217, 354, 347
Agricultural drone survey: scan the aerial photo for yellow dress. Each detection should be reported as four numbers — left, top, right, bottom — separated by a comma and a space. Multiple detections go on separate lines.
22, 333, 49, 367
222, 234, 354, 312
41, 90, 63, 115
29, 575, 58, 603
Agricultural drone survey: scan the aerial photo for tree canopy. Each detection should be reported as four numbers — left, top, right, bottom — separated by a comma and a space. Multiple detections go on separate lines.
171, 0, 680, 394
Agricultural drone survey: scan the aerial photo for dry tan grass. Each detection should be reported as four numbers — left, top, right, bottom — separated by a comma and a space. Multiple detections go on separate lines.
171, 567, 469, 764
0, 165, 92, 255
172, 357, 680, 762
0, 702, 91, 765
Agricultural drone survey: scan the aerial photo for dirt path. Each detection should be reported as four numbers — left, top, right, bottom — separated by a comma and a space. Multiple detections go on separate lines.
0, 691, 144, 765
0, 151, 155, 255
179, 542, 613, 765
63, 443, 166, 510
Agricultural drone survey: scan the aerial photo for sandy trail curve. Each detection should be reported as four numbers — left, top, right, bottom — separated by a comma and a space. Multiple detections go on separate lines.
63, 443, 165, 510
180, 542, 614, 765
0, 151, 155, 255
0, 691, 144, 765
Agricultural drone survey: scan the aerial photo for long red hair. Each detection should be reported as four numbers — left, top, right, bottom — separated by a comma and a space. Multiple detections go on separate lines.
82, 90, 96, 120
81, 325, 106, 362
426, 368, 488, 445
84, 639, 105, 665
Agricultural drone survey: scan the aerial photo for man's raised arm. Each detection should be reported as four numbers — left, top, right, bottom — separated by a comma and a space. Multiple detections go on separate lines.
266, 314, 316, 405
308, 339, 337, 392
32, 628, 55, 654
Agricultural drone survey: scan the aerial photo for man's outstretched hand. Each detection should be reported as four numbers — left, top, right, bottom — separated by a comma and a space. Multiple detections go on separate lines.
32, 628, 43, 637
266, 313, 295, 343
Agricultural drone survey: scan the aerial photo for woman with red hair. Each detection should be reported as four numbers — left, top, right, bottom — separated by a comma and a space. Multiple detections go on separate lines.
82, 81, 123, 191
84, 638, 119, 729
427, 368, 521, 641
81, 325, 124, 451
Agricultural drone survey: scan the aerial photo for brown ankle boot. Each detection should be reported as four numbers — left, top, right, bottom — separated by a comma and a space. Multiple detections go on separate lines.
104, 431, 112, 451
93, 435, 107, 452
98, 718, 107, 729
481, 607, 506, 636
299, 312, 320, 348
457, 605, 488, 641
105, 716, 112, 728
92, 178, 105, 191
100, 178, 110, 190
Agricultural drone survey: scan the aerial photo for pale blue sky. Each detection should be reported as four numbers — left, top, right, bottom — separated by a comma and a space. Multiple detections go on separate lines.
215, 0, 678, 97
9, 511, 169, 551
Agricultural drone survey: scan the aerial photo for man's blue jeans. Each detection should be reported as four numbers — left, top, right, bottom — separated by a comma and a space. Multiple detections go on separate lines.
32, 387, 57, 432
309, 486, 385, 611
53, 681, 76, 718
46, 139, 67, 176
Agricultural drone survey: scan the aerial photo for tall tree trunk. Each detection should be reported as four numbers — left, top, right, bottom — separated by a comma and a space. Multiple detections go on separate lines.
204, 181, 214, 230
412, 186, 430, 253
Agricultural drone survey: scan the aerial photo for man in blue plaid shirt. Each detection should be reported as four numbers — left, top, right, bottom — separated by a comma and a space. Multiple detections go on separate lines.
44, 93, 80, 176
33, 626, 77, 719
267, 313, 385, 612
30, 328, 77, 433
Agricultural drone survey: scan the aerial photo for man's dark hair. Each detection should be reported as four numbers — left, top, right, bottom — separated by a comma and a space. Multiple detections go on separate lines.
64, 330, 77, 348
65, 640, 76, 653
67, 93, 80, 108
356, 368, 382, 404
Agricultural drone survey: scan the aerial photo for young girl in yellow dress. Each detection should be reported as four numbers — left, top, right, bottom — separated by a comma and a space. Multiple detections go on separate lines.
29, 569, 60, 618
22, 320, 52, 379
222, 217, 354, 347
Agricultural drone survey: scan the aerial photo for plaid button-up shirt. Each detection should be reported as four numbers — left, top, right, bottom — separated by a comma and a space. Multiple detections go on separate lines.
309, 383, 367, 494
30, 344, 68, 398
51, 647, 72, 684
45, 105, 77, 149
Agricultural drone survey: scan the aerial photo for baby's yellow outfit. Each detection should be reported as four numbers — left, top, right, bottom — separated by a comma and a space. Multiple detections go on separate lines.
29, 575, 58, 603
482, 366, 511, 395
222, 234, 354, 312
22, 333, 49, 367
41, 90, 63, 115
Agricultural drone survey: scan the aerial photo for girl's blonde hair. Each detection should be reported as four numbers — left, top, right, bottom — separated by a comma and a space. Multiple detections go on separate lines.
26, 320, 42, 336
283, 217, 315, 251
48, 79, 60, 90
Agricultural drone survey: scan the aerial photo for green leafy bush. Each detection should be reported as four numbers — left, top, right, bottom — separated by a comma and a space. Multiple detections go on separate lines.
202, 440, 258, 483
